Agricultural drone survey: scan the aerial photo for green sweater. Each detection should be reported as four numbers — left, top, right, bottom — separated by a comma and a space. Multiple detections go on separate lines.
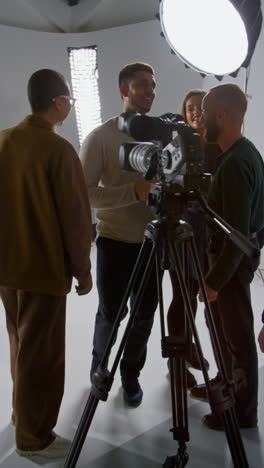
205, 137, 264, 291
0, 115, 92, 295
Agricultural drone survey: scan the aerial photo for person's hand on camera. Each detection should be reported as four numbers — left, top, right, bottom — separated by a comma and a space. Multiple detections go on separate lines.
198, 283, 218, 303
134, 179, 157, 201
258, 326, 264, 352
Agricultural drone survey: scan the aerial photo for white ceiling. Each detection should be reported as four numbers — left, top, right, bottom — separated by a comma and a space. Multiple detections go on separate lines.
0, 0, 160, 33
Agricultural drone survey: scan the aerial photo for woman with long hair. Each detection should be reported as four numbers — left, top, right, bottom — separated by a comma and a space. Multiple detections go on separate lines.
167, 89, 221, 388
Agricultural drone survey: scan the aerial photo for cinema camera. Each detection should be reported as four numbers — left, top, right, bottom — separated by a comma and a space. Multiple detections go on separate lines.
118, 112, 211, 196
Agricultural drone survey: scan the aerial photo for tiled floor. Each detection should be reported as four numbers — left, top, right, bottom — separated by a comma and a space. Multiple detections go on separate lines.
0, 244, 264, 467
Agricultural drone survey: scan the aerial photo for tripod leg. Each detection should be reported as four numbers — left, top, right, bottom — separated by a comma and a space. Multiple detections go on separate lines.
64, 232, 159, 468
64, 393, 99, 468
169, 351, 189, 437
188, 237, 250, 468
160, 241, 191, 467
181, 243, 193, 362
168, 237, 250, 467
169, 241, 209, 380
161, 339, 190, 468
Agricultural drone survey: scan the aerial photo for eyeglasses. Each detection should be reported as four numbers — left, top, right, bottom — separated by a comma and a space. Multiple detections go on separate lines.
52, 95, 77, 106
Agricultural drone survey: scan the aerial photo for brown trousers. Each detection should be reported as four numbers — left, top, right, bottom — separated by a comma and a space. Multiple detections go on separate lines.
0, 287, 66, 450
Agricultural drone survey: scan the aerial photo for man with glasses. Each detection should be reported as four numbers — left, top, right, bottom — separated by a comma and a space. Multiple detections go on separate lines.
0, 68, 93, 459
52, 94, 77, 106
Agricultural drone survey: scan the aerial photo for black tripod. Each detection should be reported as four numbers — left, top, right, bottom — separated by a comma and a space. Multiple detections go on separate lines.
64, 189, 257, 468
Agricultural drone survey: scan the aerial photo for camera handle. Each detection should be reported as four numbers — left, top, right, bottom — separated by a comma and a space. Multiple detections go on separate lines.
64, 214, 249, 468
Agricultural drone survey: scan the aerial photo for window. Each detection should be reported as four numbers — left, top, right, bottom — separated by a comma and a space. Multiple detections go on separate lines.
68, 46, 102, 146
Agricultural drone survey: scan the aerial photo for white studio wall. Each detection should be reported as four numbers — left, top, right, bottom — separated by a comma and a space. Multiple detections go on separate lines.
0, 20, 203, 151
202, 17, 264, 155
0, 16, 263, 153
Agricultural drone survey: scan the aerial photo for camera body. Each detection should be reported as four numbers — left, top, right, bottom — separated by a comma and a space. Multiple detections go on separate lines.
118, 112, 211, 194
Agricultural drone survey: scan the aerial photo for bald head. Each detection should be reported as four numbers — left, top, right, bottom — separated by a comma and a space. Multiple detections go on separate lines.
209, 84, 247, 123
201, 84, 247, 150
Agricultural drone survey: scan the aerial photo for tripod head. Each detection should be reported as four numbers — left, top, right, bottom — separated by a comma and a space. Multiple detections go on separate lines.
147, 183, 259, 260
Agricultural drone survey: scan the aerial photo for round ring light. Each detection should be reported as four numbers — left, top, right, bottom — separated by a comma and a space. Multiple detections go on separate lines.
159, 0, 262, 78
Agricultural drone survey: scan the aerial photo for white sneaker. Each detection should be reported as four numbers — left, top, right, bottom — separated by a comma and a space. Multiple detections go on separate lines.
16, 435, 72, 459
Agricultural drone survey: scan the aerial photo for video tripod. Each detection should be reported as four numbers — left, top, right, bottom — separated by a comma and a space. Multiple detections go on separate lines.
64, 188, 258, 468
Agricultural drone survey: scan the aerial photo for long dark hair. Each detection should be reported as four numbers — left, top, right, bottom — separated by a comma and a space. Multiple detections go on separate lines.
181, 89, 206, 123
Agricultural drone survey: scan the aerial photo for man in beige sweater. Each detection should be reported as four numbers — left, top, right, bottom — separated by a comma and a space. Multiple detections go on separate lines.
0, 69, 92, 458
80, 62, 158, 407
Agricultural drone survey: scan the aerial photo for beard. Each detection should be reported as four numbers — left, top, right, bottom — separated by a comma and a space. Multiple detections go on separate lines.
127, 92, 152, 115
204, 118, 220, 143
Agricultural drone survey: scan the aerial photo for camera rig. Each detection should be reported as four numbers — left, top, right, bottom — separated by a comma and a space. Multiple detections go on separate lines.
119, 112, 211, 192
64, 112, 258, 468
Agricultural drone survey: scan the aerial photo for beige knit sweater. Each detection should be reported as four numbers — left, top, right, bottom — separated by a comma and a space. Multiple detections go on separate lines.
80, 117, 154, 243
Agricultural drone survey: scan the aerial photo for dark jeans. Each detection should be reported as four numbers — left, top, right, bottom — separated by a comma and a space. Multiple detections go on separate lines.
92, 237, 158, 378
206, 252, 259, 423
